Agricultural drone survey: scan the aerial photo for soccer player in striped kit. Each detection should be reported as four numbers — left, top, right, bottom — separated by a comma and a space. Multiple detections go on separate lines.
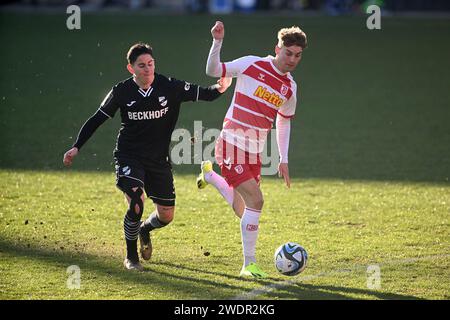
197, 21, 307, 278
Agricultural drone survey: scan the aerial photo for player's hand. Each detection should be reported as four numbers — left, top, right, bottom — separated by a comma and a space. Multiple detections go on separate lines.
211, 21, 225, 40
278, 163, 291, 188
217, 77, 232, 93
63, 147, 78, 167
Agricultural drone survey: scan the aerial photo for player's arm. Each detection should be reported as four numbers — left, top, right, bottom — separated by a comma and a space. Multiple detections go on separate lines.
172, 77, 232, 103
197, 77, 232, 101
276, 85, 297, 187
63, 89, 118, 167
63, 110, 109, 167
206, 21, 225, 77
276, 114, 291, 188
206, 22, 260, 79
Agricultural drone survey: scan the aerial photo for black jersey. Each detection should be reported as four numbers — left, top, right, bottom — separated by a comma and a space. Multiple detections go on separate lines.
73, 74, 222, 162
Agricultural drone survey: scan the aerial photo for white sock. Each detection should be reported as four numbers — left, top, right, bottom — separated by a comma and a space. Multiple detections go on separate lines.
240, 207, 261, 267
205, 170, 234, 207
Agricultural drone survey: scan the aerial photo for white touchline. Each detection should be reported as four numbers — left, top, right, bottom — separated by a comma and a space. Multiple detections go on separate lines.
232, 253, 450, 300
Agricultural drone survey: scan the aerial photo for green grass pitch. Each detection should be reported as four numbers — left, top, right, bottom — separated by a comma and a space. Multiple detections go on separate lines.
0, 12, 449, 300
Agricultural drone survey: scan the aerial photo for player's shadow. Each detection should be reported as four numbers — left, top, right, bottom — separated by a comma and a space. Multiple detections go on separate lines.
0, 237, 255, 299
149, 260, 267, 282
135, 260, 423, 300
261, 282, 424, 300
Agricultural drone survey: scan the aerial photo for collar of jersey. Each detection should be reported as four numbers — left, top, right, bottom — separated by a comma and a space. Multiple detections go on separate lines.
267, 55, 289, 77
131, 76, 156, 97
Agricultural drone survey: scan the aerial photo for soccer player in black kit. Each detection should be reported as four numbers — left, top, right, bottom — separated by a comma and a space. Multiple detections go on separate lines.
63, 43, 232, 271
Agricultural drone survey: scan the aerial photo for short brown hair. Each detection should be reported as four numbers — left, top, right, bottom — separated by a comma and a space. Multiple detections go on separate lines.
127, 42, 153, 65
277, 26, 307, 49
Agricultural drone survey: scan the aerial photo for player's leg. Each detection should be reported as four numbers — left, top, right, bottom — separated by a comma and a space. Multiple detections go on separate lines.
197, 161, 244, 218
235, 153, 266, 278
116, 160, 146, 271
139, 162, 176, 260
150, 204, 175, 225
197, 137, 244, 214
232, 189, 245, 218
235, 178, 267, 279
197, 160, 234, 206
122, 186, 146, 271
139, 204, 174, 260
235, 178, 264, 261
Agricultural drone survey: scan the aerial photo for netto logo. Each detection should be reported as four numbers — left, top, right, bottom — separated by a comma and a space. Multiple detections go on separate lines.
253, 86, 284, 108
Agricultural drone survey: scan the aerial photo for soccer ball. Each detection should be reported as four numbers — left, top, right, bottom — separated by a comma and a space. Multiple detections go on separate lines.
274, 242, 308, 276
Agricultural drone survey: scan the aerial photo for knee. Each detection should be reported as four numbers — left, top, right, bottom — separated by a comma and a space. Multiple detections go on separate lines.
157, 205, 175, 224
254, 197, 264, 210
249, 194, 264, 210
124, 187, 145, 220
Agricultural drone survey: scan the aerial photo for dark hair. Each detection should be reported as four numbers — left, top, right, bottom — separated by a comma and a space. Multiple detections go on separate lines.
127, 42, 153, 65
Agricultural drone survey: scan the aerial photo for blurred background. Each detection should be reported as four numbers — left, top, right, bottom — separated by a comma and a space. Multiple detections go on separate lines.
2, 0, 450, 14
1, 0, 449, 182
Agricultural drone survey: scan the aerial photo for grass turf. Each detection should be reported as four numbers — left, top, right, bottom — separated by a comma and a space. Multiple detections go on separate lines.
0, 170, 449, 299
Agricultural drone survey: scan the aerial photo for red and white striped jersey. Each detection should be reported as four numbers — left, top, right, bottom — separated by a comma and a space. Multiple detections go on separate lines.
220, 55, 297, 154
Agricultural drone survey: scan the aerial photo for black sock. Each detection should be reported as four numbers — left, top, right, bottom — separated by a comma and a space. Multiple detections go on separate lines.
126, 239, 139, 263
124, 212, 141, 263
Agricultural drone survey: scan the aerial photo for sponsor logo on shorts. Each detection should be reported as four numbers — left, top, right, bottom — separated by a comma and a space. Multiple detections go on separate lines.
122, 166, 131, 176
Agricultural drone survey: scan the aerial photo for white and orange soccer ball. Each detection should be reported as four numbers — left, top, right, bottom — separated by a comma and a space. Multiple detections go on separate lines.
274, 242, 308, 276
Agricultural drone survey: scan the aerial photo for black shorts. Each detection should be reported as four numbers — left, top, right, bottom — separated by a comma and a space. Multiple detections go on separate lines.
115, 156, 175, 207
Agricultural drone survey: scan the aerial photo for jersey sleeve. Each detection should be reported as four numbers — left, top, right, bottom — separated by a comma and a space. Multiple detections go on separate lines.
98, 87, 120, 118
276, 114, 291, 163
278, 83, 298, 118
169, 77, 204, 103
72, 110, 109, 150
222, 55, 260, 78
